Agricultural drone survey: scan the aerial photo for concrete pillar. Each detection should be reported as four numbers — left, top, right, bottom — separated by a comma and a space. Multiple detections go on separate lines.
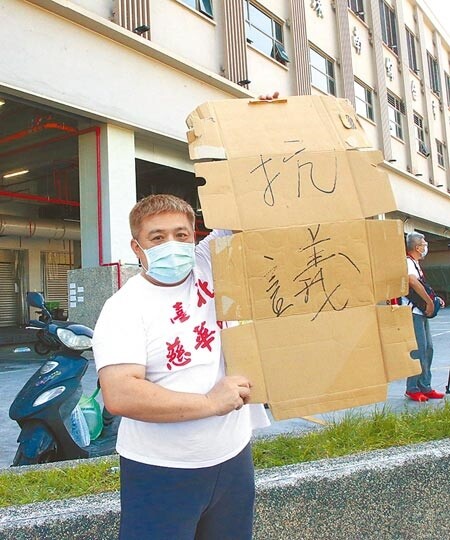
79, 124, 136, 268
26, 248, 43, 321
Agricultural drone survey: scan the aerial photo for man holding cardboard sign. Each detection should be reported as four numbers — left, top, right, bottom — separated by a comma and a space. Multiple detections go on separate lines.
93, 194, 269, 540
186, 94, 420, 420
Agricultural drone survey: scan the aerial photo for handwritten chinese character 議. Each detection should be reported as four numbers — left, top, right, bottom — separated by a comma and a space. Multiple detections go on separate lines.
193, 321, 216, 351
166, 337, 192, 370
264, 256, 294, 318
293, 224, 361, 321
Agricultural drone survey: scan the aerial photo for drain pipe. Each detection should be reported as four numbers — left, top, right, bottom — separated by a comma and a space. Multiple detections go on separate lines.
0, 118, 78, 146
79, 126, 122, 289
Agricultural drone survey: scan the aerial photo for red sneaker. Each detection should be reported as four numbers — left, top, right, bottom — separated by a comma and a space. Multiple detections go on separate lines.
422, 390, 445, 399
405, 391, 428, 402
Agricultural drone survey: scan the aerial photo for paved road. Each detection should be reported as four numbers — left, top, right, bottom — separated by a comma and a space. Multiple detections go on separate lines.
1, 308, 449, 468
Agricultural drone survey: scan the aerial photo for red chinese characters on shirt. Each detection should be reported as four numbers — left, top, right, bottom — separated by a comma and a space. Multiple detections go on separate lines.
170, 301, 190, 324
166, 337, 192, 370
166, 281, 217, 370
193, 321, 216, 352
195, 279, 214, 307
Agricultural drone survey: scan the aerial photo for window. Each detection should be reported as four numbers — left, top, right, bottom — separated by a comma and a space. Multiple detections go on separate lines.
379, 1, 398, 53
414, 113, 429, 156
436, 139, 445, 167
445, 72, 450, 107
310, 47, 336, 95
387, 92, 405, 139
406, 27, 419, 73
348, 0, 365, 22
180, 0, 213, 18
243, 1, 289, 65
354, 80, 374, 121
427, 52, 440, 95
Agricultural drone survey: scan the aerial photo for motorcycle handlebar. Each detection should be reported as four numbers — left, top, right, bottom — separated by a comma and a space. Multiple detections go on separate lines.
27, 320, 47, 329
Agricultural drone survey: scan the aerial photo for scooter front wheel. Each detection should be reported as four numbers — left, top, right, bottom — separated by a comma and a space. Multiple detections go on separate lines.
13, 445, 57, 466
34, 341, 51, 356
12, 424, 58, 466
12, 444, 58, 466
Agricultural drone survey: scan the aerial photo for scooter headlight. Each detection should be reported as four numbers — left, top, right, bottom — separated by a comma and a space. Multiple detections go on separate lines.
56, 328, 92, 350
33, 386, 66, 407
40, 361, 59, 375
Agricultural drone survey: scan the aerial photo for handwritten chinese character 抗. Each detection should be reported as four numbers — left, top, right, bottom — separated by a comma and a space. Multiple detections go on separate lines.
166, 337, 192, 370
293, 224, 361, 321
249, 143, 337, 207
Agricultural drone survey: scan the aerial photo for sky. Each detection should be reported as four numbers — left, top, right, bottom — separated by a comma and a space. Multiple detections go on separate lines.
422, 0, 450, 38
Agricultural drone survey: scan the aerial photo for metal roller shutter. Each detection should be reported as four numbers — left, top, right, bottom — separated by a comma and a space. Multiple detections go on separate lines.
0, 256, 18, 327
42, 252, 73, 315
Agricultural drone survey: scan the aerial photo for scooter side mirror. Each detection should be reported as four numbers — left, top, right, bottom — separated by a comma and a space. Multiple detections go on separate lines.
27, 292, 46, 309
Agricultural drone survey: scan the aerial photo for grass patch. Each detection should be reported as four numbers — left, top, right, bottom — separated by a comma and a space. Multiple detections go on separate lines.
2, 402, 450, 507
253, 402, 450, 468
0, 458, 120, 508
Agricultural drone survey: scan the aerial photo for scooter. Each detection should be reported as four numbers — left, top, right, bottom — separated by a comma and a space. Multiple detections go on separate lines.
9, 292, 119, 466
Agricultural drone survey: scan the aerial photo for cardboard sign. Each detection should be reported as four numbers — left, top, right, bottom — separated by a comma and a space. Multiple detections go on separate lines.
220, 305, 417, 419
193, 149, 396, 231
186, 95, 419, 420
211, 220, 407, 321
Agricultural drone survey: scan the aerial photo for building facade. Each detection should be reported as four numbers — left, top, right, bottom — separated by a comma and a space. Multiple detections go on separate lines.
0, 0, 449, 326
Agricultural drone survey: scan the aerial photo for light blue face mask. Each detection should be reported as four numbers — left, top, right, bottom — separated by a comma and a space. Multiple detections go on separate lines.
138, 240, 195, 285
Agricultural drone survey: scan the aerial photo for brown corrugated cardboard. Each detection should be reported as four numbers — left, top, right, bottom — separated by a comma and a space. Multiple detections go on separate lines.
221, 305, 416, 419
211, 219, 408, 322
194, 149, 396, 231
187, 96, 372, 160
186, 95, 419, 420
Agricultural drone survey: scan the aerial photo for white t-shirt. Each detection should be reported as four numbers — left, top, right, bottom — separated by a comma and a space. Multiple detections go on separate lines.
404, 257, 424, 316
92, 230, 269, 468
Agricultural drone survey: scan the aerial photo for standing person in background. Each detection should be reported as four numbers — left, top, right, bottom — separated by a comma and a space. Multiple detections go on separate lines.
92, 194, 269, 540
404, 232, 445, 402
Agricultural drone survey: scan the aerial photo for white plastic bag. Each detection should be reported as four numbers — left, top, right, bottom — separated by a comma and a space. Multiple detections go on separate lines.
69, 403, 91, 447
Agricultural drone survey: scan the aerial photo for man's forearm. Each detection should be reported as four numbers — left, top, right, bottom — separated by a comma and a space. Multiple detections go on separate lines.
99, 368, 251, 423
100, 375, 215, 423
409, 276, 433, 307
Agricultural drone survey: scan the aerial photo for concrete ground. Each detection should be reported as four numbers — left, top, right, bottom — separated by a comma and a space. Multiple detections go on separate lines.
0, 307, 449, 468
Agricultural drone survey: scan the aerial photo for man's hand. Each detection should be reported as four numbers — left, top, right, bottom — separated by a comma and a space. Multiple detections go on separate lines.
206, 376, 252, 416
425, 297, 435, 317
99, 365, 250, 423
439, 296, 446, 308
409, 274, 435, 317
257, 91, 280, 101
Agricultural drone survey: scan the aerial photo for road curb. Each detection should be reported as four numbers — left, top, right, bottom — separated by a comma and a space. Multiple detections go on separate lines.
1, 439, 450, 539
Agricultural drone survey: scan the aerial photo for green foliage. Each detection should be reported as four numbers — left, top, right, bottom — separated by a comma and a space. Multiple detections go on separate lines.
252, 402, 450, 468
0, 457, 119, 508
2, 403, 450, 507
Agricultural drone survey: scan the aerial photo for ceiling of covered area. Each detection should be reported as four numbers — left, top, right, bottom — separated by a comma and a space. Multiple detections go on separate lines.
135, 159, 198, 210
0, 95, 200, 227
416, 229, 450, 252
0, 94, 81, 220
